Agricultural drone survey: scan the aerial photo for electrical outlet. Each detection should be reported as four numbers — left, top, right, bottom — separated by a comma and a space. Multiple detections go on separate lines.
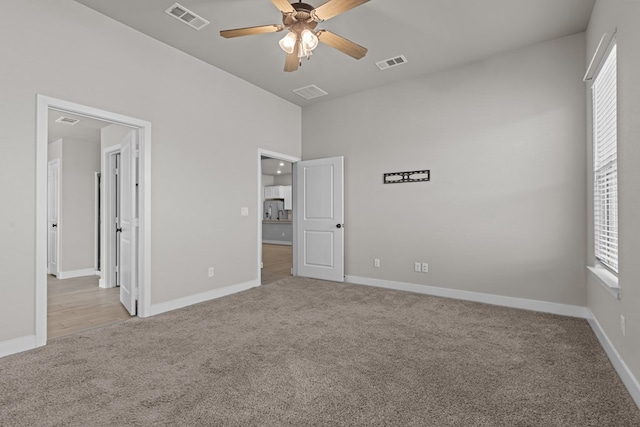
374, 258, 380, 268
208, 267, 215, 277
414, 262, 421, 272
241, 207, 249, 216
621, 315, 626, 336
421, 263, 429, 273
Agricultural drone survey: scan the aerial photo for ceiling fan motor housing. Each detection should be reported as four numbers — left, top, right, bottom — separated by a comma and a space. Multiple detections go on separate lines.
283, 2, 319, 32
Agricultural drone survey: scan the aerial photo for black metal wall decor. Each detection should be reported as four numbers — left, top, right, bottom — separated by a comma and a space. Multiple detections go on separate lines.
383, 170, 430, 184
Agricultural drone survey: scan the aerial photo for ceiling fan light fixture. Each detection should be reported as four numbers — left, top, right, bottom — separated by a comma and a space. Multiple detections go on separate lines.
301, 29, 318, 51
279, 31, 297, 54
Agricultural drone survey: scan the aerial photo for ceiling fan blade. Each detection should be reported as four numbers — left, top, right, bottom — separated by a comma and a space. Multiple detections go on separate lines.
220, 24, 284, 38
313, 0, 370, 21
284, 43, 300, 72
317, 30, 367, 59
272, 0, 295, 14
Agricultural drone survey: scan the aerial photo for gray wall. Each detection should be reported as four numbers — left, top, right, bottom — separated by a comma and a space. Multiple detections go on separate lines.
48, 139, 62, 160
586, 0, 640, 389
101, 124, 131, 151
273, 175, 292, 186
59, 138, 101, 273
0, 0, 300, 343
48, 136, 101, 274
302, 33, 587, 306
262, 175, 275, 202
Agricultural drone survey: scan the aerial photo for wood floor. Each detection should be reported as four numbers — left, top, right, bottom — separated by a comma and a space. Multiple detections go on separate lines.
48, 245, 291, 339
262, 244, 292, 284
48, 275, 131, 340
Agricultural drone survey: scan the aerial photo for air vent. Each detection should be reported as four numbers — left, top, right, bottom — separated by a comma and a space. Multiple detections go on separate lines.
55, 116, 80, 126
293, 84, 328, 100
376, 55, 408, 70
165, 3, 210, 30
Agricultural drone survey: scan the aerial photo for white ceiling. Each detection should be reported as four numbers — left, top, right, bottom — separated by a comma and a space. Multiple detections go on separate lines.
262, 157, 292, 176
48, 110, 111, 142
72, 0, 595, 106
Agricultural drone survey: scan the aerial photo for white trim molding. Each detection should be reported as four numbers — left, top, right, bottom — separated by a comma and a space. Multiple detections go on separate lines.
0, 335, 37, 359
36, 95, 152, 342
257, 149, 300, 285
587, 265, 620, 299
345, 276, 590, 319
146, 280, 260, 317
588, 313, 640, 409
57, 269, 98, 280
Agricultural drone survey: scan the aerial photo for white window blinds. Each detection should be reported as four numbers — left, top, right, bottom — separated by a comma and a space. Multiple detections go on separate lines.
592, 42, 618, 273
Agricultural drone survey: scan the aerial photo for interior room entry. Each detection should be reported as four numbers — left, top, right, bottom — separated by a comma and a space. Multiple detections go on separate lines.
257, 150, 345, 284
260, 154, 295, 284
37, 95, 152, 347
294, 156, 344, 282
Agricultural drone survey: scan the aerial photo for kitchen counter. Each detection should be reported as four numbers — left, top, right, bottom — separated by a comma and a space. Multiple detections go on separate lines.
262, 220, 293, 245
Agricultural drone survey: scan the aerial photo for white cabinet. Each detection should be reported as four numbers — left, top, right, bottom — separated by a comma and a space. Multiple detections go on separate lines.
264, 185, 285, 199
284, 186, 292, 210
264, 185, 292, 209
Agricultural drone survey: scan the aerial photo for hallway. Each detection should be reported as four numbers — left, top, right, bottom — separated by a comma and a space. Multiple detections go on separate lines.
48, 275, 131, 339
261, 244, 292, 284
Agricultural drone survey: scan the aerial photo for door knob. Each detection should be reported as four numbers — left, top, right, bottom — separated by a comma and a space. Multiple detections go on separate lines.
52, 224, 57, 228
336, 224, 344, 229
116, 227, 123, 233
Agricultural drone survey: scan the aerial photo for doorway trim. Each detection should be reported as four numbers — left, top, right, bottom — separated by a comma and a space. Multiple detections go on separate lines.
36, 95, 152, 347
100, 146, 121, 289
257, 149, 300, 284
47, 158, 61, 277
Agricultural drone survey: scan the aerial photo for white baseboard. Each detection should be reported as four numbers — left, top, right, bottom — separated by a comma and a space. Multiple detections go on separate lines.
0, 335, 37, 358
263, 240, 292, 246
146, 279, 260, 317
588, 313, 640, 409
58, 268, 97, 279
345, 276, 590, 319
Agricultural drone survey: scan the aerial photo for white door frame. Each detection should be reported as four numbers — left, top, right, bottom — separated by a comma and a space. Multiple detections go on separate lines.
94, 171, 101, 275
100, 146, 121, 289
36, 95, 152, 347
47, 158, 61, 277
257, 149, 300, 283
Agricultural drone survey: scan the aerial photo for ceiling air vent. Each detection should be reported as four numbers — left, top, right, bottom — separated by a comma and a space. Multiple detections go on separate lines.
293, 84, 328, 100
165, 3, 210, 30
55, 116, 80, 126
376, 55, 408, 71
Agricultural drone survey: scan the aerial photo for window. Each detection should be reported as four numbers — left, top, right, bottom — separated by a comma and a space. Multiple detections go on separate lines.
592, 42, 618, 274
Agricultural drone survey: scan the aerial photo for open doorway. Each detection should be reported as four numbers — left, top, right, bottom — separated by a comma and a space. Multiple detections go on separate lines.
36, 95, 151, 347
258, 150, 299, 284
46, 110, 132, 338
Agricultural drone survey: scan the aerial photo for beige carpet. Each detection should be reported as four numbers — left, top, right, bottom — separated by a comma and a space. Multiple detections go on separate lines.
1, 277, 639, 426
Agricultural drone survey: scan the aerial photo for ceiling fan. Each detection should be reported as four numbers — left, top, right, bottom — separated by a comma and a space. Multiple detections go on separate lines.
220, 0, 369, 72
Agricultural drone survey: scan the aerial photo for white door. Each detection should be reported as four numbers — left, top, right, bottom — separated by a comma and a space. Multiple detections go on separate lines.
295, 156, 344, 282
47, 159, 60, 277
119, 131, 138, 315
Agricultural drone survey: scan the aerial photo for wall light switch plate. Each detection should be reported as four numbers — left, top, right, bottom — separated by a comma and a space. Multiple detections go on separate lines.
208, 267, 215, 277
241, 207, 249, 216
